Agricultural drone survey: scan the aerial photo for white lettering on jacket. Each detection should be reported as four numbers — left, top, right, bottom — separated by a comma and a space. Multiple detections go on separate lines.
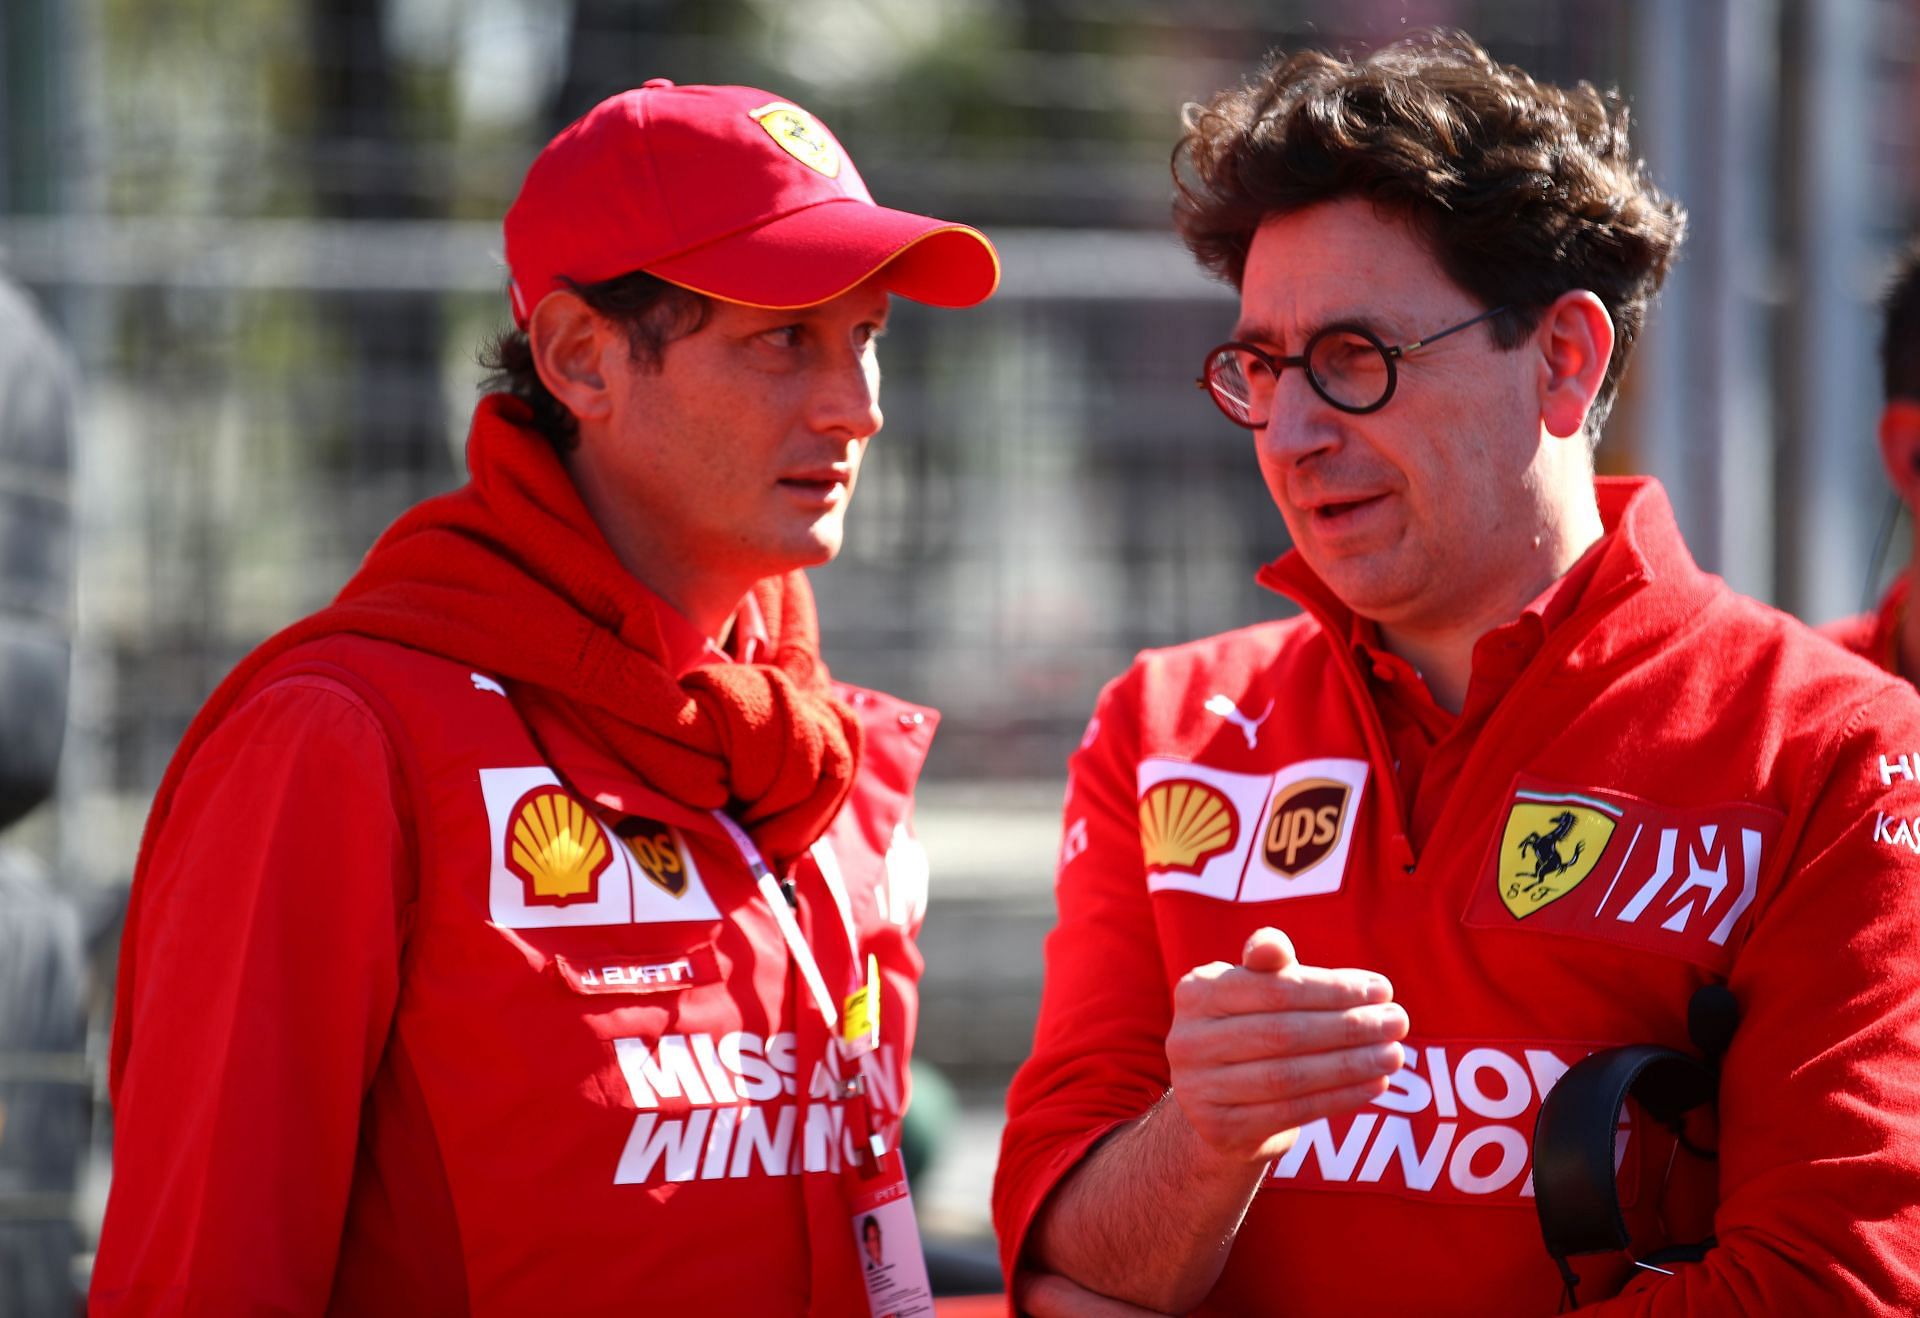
1873, 811, 1920, 854
1269, 1042, 1628, 1203
579, 959, 695, 988
610, 1033, 899, 1185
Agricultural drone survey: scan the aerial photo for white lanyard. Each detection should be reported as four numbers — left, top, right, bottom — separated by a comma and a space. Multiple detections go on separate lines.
707, 809, 841, 1032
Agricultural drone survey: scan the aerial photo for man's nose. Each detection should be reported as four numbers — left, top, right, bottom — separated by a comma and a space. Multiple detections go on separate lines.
816, 351, 884, 440
1255, 369, 1339, 464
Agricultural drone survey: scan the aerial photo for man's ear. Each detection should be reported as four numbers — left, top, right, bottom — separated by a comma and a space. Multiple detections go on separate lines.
1535, 290, 1616, 441
527, 291, 615, 425
1879, 399, 1920, 506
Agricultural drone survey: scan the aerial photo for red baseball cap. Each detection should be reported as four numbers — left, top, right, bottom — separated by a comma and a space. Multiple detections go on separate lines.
503, 80, 999, 326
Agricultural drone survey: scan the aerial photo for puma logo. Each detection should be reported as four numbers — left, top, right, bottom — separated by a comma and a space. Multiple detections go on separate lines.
1204, 694, 1273, 750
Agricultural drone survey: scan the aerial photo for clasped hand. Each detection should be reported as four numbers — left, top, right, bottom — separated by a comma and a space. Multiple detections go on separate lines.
1166, 926, 1409, 1162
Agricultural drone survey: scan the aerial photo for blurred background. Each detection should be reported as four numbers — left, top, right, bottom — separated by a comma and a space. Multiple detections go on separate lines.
1, 0, 1917, 1304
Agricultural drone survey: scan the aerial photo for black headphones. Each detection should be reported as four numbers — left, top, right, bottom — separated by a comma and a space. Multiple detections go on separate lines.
1530, 985, 1738, 1308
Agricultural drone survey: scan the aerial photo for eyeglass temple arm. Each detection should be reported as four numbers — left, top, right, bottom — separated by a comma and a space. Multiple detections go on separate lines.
1395, 304, 1509, 359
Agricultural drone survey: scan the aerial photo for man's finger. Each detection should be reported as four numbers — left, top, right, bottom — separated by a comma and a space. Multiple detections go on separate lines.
1177, 1002, 1410, 1065
1191, 1040, 1405, 1105
1178, 962, 1394, 1017
1241, 925, 1295, 973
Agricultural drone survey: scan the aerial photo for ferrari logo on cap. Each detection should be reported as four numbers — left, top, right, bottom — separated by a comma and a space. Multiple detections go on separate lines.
1497, 793, 1618, 918
506, 787, 612, 906
749, 101, 841, 177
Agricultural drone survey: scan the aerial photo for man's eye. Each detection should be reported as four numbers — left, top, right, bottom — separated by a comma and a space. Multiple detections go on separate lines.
760, 325, 803, 348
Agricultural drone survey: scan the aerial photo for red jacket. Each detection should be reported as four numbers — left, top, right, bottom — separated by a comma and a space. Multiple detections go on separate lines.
92, 629, 936, 1315
995, 478, 1920, 1315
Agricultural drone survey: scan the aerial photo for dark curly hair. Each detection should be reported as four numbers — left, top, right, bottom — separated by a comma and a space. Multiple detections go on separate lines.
1885, 240, 1920, 403
1174, 31, 1687, 435
479, 270, 710, 450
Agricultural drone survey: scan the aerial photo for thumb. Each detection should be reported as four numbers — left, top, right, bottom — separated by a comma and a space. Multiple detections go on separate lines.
1241, 926, 1296, 974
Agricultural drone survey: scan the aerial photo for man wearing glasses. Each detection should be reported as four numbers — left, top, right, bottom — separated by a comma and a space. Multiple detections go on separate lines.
995, 33, 1920, 1316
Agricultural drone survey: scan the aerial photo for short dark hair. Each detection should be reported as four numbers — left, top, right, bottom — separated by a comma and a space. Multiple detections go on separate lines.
1884, 240, 1920, 403
1173, 31, 1687, 435
478, 271, 709, 450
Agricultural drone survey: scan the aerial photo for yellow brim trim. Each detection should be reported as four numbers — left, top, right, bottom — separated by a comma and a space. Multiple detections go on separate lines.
646, 224, 1002, 310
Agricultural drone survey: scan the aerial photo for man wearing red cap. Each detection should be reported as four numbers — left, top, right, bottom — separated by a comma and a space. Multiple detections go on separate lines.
92, 82, 996, 1316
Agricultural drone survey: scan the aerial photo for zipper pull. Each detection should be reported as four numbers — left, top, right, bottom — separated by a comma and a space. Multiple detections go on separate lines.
779, 875, 800, 909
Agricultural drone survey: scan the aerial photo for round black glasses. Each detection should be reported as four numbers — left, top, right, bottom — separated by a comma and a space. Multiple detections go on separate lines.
1197, 305, 1510, 425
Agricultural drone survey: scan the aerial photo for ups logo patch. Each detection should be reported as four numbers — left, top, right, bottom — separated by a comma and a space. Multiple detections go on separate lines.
614, 816, 689, 898
1263, 779, 1351, 876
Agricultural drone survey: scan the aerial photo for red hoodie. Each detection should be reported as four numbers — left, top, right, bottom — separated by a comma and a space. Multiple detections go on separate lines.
94, 402, 936, 1316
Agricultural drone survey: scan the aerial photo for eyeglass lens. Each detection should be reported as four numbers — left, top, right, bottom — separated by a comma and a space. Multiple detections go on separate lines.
1206, 329, 1395, 425
1308, 331, 1392, 409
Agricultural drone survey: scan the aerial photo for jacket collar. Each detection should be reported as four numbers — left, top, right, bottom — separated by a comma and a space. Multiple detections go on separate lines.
640, 582, 772, 678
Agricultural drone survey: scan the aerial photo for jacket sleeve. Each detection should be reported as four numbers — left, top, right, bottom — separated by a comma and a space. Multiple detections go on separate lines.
90, 674, 413, 1317
1587, 685, 1920, 1315
992, 668, 1177, 1283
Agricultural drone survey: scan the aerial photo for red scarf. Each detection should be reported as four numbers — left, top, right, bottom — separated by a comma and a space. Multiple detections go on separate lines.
137, 393, 862, 879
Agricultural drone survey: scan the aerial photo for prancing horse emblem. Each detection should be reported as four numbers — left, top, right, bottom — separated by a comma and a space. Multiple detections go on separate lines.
1497, 797, 1616, 918
1204, 694, 1273, 750
1515, 810, 1584, 889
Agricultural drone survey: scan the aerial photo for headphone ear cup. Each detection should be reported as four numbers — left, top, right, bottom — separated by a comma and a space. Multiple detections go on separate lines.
1532, 1039, 1719, 1305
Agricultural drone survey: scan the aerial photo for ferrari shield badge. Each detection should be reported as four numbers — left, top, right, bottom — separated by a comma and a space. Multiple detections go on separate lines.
750, 101, 841, 177
1497, 793, 1618, 917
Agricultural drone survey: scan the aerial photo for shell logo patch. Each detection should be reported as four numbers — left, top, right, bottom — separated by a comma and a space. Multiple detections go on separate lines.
615, 817, 687, 898
506, 787, 611, 906
1139, 778, 1239, 875
1498, 793, 1619, 917
1262, 778, 1351, 876
750, 101, 841, 177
